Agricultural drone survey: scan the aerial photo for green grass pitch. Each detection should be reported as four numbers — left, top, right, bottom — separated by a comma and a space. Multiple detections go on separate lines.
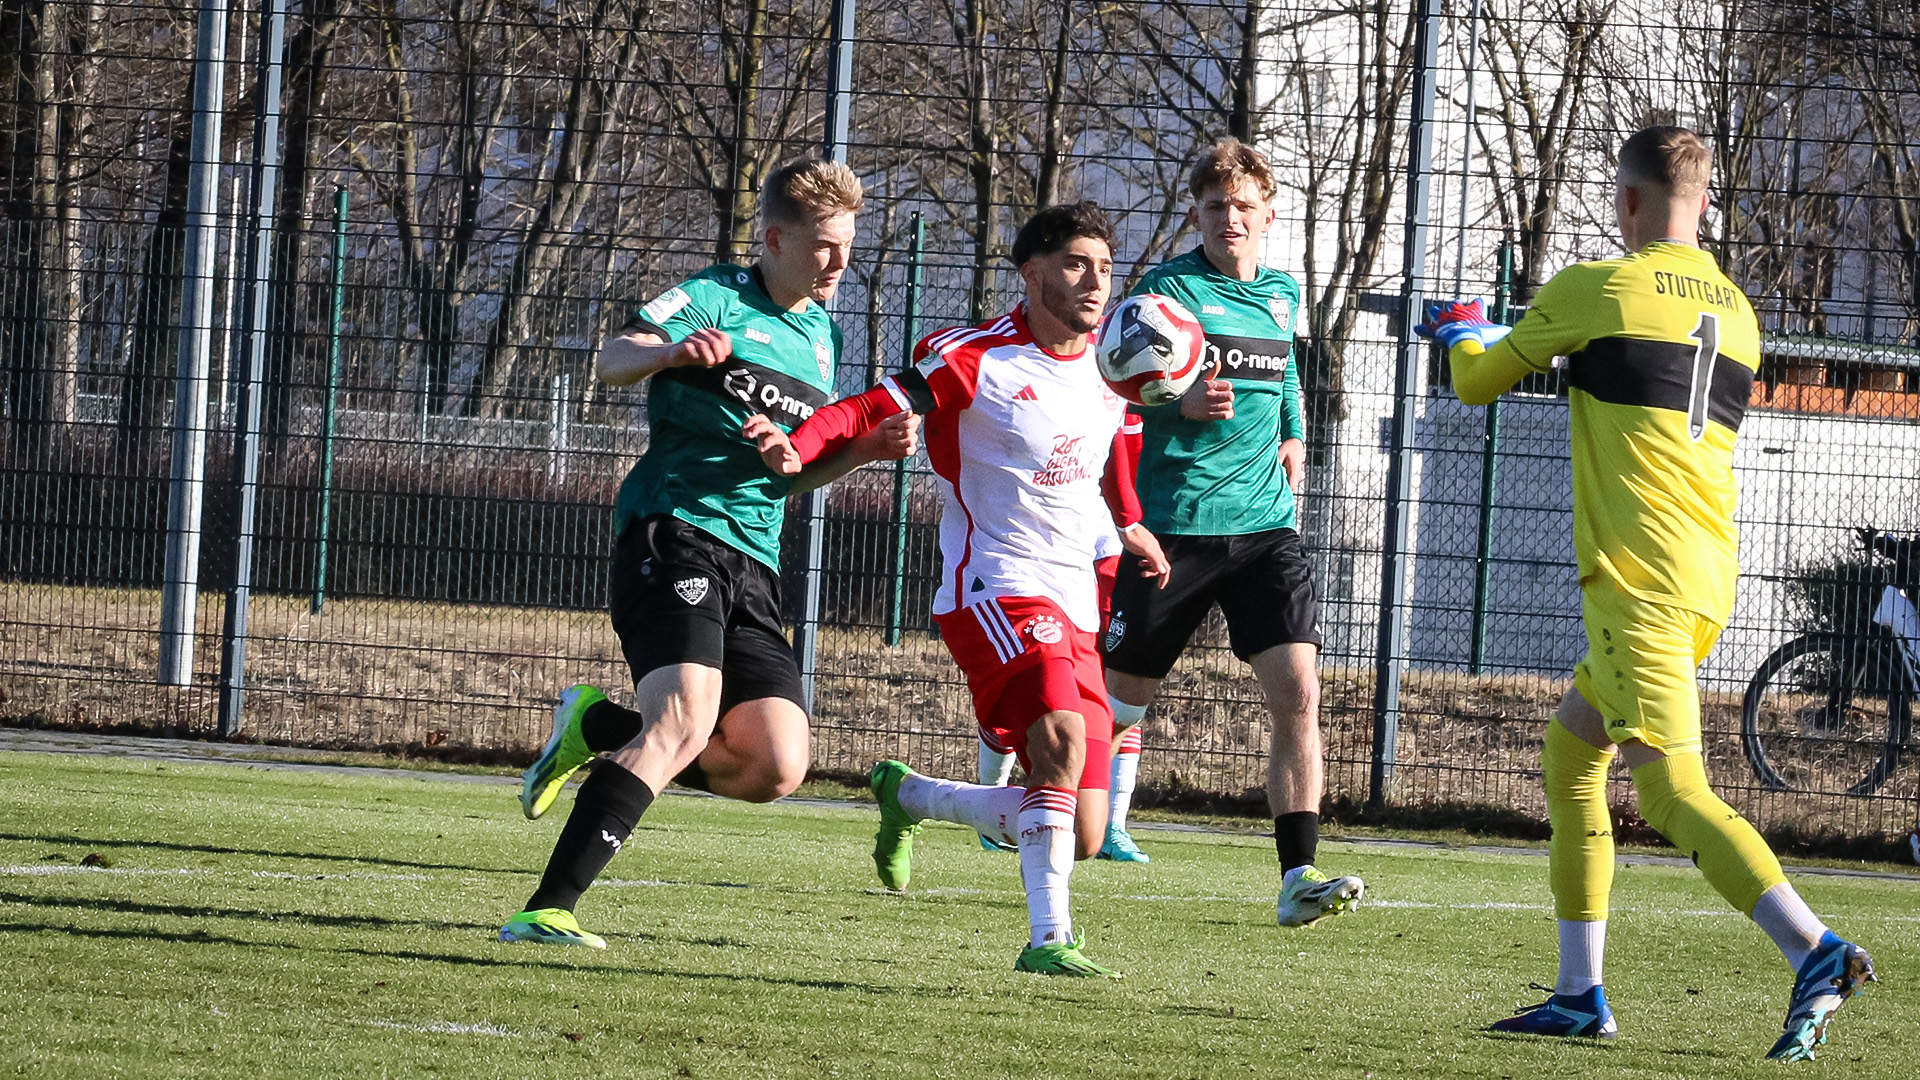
3, 751, 1915, 1079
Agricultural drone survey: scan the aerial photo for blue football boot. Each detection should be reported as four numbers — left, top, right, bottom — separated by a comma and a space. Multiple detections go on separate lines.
1766, 931, 1876, 1061
1489, 984, 1617, 1039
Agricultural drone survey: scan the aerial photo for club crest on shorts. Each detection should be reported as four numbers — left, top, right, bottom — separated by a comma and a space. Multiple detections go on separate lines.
673, 576, 710, 605
1026, 613, 1064, 644
1103, 615, 1126, 653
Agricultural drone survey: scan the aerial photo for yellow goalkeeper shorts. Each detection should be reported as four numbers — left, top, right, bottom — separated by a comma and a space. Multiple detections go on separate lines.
1571, 583, 1723, 756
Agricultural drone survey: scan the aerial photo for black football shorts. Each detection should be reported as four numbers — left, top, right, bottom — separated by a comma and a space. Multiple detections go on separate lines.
1102, 526, 1321, 679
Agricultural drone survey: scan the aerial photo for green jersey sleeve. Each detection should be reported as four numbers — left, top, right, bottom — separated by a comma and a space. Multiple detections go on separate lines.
629, 271, 734, 342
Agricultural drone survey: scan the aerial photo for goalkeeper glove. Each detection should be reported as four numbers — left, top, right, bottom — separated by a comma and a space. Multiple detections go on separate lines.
1415, 298, 1512, 352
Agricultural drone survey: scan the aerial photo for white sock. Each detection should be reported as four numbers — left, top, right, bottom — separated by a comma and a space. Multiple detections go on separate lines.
1555, 919, 1606, 995
1019, 785, 1078, 946
978, 737, 1016, 787
1751, 882, 1828, 972
896, 773, 1021, 846
1109, 726, 1142, 831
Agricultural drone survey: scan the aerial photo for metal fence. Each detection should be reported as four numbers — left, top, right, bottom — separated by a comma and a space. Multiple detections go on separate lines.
4, 0, 1919, 846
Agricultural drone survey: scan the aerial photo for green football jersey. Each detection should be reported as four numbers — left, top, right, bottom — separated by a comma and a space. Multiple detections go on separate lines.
1129, 247, 1305, 536
614, 264, 841, 569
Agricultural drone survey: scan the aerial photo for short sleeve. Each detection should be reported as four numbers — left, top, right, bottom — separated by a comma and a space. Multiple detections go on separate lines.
882, 329, 983, 414
625, 273, 732, 342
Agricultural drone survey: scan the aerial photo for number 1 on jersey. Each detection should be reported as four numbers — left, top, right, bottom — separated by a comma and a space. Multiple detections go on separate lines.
1686, 312, 1719, 442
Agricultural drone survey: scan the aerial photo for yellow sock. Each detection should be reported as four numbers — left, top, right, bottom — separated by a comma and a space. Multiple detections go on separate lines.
1544, 719, 1615, 922
1631, 753, 1786, 915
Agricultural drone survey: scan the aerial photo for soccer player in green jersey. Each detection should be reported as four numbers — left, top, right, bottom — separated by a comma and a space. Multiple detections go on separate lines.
1420, 126, 1874, 1058
500, 158, 918, 949
1100, 138, 1364, 925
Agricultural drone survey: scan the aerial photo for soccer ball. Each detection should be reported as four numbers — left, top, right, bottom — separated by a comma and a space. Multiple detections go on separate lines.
1095, 294, 1207, 406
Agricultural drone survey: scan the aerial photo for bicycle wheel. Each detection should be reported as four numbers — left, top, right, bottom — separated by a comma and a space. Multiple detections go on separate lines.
1741, 632, 1912, 795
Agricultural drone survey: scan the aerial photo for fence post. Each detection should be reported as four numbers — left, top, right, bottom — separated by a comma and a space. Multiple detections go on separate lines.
1370, 0, 1444, 810
791, 0, 859, 707
313, 186, 348, 615
885, 213, 925, 647
156, 0, 231, 688
1468, 240, 1512, 673
216, 0, 289, 738
549, 372, 571, 482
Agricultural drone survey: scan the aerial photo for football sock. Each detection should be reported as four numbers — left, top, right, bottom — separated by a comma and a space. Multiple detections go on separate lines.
1019, 785, 1078, 946
897, 773, 1022, 846
1108, 696, 1148, 729
1632, 752, 1786, 915
978, 736, 1016, 787
1273, 811, 1319, 872
1750, 881, 1829, 971
1544, 718, 1616, 921
526, 761, 654, 912
1555, 918, 1607, 995
580, 699, 644, 753
1109, 725, 1142, 831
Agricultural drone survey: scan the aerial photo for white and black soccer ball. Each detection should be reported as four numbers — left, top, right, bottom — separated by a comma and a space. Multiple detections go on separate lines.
1095, 293, 1207, 406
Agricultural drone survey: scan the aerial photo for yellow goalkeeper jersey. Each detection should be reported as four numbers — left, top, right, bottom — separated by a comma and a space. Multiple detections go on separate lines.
1448, 241, 1759, 623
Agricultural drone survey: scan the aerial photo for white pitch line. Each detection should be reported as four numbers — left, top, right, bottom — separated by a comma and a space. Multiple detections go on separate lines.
364, 1019, 519, 1038
0, 865, 207, 877
249, 870, 432, 882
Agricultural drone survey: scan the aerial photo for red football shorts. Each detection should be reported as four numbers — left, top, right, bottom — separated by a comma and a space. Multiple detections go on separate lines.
935, 595, 1113, 790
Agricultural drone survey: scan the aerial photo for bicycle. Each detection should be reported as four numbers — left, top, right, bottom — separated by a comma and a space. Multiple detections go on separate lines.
1741, 529, 1920, 795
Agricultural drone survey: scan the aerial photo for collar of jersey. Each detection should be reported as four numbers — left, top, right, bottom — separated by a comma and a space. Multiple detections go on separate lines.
739, 263, 820, 324
1011, 301, 1091, 362
1188, 245, 1276, 289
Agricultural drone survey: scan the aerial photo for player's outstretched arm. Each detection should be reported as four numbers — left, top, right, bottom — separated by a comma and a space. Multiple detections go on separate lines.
595, 326, 730, 386
791, 412, 921, 494
1414, 299, 1528, 406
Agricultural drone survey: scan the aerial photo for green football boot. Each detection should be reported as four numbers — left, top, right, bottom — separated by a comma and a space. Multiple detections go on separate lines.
498, 907, 606, 949
1015, 932, 1123, 979
521, 684, 606, 820
869, 759, 923, 891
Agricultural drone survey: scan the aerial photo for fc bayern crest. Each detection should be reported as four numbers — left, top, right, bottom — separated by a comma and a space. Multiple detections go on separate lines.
1267, 295, 1293, 332
1027, 614, 1064, 644
674, 577, 710, 605
814, 340, 833, 382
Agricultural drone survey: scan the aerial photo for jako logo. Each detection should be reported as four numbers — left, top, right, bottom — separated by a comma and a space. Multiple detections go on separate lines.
601, 830, 624, 852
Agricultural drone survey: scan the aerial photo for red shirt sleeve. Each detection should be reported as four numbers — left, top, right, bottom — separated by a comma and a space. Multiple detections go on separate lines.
785, 330, 985, 464
786, 384, 906, 464
1101, 421, 1142, 530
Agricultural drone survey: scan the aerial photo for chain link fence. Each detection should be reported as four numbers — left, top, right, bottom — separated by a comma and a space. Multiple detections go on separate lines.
4, 0, 1918, 848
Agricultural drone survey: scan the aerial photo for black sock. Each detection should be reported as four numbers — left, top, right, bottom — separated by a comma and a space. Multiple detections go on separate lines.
525, 761, 655, 912
671, 758, 712, 793
579, 699, 644, 753
1274, 811, 1319, 872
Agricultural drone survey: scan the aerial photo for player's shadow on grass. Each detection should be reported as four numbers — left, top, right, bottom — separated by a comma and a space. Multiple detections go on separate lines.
0, 921, 906, 995
0, 890, 503, 933
0, 831, 507, 874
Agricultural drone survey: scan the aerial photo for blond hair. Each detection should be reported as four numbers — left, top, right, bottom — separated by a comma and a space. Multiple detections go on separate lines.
1188, 137, 1277, 203
760, 157, 864, 227
1618, 126, 1711, 197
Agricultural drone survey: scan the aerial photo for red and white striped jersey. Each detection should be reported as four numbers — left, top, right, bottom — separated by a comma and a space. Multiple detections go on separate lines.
880, 304, 1127, 632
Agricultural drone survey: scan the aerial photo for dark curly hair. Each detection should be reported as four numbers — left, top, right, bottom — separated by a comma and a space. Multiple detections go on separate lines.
1010, 200, 1116, 266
